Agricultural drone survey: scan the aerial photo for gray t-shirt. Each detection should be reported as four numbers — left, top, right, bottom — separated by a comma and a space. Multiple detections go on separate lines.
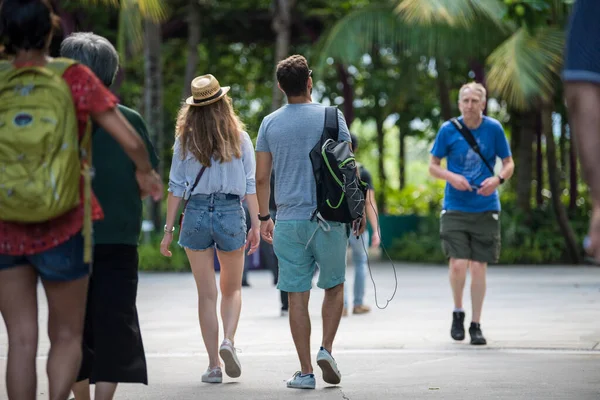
256, 103, 351, 221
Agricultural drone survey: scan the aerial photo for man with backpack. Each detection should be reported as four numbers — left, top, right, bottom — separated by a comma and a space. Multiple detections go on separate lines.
429, 82, 514, 346
255, 55, 365, 389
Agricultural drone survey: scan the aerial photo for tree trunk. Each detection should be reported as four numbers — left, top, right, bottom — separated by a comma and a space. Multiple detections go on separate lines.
336, 63, 354, 125
542, 104, 582, 264
143, 19, 164, 232
398, 121, 407, 190
50, 0, 76, 37
535, 111, 544, 206
568, 124, 578, 213
469, 59, 487, 114
559, 116, 567, 176
271, 0, 296, 111
182, 0, 202, 99
515, 111, 534, 214
436, 58, 452, 121
375, 117, 387, 213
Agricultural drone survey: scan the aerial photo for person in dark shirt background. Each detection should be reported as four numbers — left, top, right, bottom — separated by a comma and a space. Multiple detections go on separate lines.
343, 134, 381, 316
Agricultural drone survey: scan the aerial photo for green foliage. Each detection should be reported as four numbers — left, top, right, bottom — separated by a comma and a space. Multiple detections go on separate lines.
388, 199, 590, 265
137, 233, 190, 272
385, 181, 445, 215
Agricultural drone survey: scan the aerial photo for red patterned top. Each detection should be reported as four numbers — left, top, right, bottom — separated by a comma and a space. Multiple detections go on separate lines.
0, 63, 118, 256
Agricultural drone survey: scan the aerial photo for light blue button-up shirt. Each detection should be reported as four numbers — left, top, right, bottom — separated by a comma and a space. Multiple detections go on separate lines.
168, 131, 256, 198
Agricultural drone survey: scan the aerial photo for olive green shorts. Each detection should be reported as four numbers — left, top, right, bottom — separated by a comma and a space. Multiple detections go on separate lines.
439, 210, 501, 264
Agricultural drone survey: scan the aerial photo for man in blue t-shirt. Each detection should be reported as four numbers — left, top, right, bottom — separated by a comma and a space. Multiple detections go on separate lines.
255, 55, 356, 389
429, 82, 514, 346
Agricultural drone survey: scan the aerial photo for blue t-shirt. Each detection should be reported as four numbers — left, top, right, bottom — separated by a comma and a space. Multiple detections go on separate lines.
430, 116, 511, 212
256, 103, 351, 220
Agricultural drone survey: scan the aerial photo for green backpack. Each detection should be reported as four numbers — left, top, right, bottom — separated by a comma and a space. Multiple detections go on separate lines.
0, 58, 91, 224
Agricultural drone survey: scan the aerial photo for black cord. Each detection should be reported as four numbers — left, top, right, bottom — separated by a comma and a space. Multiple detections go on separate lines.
359, 200, 398, 310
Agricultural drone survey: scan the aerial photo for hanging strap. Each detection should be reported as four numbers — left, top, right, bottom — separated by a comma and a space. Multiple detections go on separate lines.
182, 166, 207, 212
450, 118, 495, 175
324, 106, 339, 141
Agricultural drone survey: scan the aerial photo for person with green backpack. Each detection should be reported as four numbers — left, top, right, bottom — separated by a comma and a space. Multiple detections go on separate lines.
0, 1, 163, 399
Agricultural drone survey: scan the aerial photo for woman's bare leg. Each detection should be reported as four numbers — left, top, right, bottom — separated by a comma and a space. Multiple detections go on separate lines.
216, 247, 245, 342
0, 265, 39, 400
186, 247, 220, 368
43, 276, 89, 400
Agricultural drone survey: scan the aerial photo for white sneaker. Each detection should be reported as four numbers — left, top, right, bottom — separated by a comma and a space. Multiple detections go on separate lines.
201, 366, 222, 383
286, 371, 316, 389
219, 339, 241, 378
316, 347, 341, 385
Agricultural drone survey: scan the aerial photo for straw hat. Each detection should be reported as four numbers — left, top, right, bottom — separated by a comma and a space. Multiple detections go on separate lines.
185, 74, 230, 107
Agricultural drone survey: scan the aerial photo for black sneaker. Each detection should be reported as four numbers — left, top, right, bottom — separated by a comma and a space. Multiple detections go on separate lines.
469, 322, 487, 345
451, 311, 465, 341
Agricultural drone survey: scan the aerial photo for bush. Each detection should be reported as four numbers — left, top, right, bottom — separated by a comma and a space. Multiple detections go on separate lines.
387, 199, 590, 265
138, 234, 190, 272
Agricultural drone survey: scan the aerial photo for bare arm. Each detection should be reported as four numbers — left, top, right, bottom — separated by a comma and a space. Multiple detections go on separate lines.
365, 189, 379, 231
365, 189, 381, 247
92, 107, 153, 173
245, 193, 260, 229
429, 156, 471, 191
499, 156, 515, 180
429, 156, 454, 181
164, 192, 183, 232
160, 192, 183, 257
255, 151, 275, 243
255, 152, 273, 217
477, 156, 515, 196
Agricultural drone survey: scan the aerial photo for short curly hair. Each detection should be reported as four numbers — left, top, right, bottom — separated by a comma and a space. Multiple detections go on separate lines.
276, 55, 311, 97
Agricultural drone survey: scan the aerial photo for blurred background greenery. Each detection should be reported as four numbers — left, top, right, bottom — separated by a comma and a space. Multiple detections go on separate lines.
47, 0, 587, 268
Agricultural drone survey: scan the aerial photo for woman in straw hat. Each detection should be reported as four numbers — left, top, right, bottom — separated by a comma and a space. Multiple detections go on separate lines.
160, 74, 260, 383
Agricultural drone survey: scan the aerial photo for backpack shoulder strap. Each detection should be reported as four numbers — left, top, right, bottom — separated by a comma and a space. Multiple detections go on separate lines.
324, 106, 339, 141
449, 117, 495, 175
45, 57, 78, 77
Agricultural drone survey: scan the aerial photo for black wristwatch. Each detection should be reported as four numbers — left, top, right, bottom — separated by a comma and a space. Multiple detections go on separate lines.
497, 175, 505, 185
258, 213, 271, 222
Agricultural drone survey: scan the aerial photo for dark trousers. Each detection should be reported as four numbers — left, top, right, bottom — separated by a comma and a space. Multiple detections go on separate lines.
77, 244, 148, 384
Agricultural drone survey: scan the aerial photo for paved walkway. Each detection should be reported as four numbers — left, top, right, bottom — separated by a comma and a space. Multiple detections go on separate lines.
1, 263, 599, 399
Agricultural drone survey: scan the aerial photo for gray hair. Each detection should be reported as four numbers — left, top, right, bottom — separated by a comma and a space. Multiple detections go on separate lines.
60, 32, 119, 87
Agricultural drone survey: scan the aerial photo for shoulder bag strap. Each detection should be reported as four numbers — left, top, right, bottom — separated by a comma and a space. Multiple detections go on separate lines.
450, 118, 495, 175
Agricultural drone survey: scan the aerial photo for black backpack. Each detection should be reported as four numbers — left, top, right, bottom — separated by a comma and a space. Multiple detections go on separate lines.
309, 106, 367, 224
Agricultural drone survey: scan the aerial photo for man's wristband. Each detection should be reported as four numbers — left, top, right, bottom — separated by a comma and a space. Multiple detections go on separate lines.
497, 175, 505, 185
258, 213, 271, 222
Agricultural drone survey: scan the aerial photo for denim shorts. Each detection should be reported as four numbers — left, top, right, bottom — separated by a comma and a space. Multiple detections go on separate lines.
273, 219, 349, 292
0, 233, 90, 282
178, 193, 246, 252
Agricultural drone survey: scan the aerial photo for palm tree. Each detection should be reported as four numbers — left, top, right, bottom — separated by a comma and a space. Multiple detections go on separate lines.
77, 0, 169, 232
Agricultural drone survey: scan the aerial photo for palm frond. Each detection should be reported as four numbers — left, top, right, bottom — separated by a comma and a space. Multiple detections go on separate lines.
135, 0, 167, 22
486, 26, 564, 110
314, 5, 510, 73
395, 0, 508, 29
77, 0, 167, 22
117, 0, 144, 60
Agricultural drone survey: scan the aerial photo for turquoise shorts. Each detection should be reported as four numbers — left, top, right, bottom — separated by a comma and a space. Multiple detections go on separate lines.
273, 220, 349, 293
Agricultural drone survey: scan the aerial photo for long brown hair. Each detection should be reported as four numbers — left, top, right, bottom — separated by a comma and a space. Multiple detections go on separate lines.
175, 95, 245, 167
